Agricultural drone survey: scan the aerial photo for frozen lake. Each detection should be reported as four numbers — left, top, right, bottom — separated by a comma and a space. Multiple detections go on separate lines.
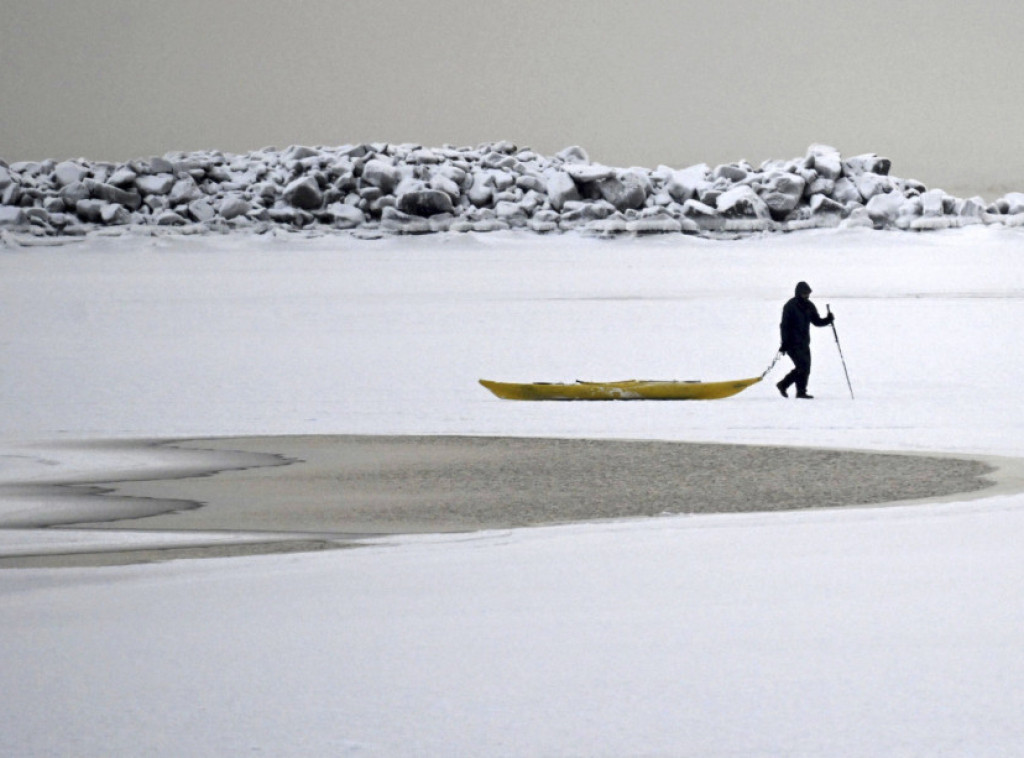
3, 227, 1024, 756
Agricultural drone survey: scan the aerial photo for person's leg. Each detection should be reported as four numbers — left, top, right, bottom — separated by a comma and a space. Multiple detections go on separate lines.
777, 354, 799, 396
793, 346, 812, 396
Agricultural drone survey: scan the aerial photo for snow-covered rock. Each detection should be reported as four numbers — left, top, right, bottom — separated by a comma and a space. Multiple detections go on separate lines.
135, 174, 176, 196
556, 146, 589, 164
361, 159, 401, 194
381, 206, 431, 234
865, 191, 905, 228
0, 205, 25, 226
563, 163, 616, 183
759, 171, 806, 217
53, 161, 87, 188
831, 177, 862, 205
807, 144, 843, 180
397, 190, 455, 217
75, 198, 105, 222
544, 170, 580, 211
188, 198, 217, 223
810, 194, 845, 216
156, 210, 187, 226
855, 172, 892, 201
665, 164, 710, 203
596, 174, 647, 212
323, 203, 365, 229
716, 185, 769, 218
283, 176, 323, 210
1, 142, 1021, 238
169, 177, 203, 205
843, 153, 892, 177
85, 179, 142, 210
218, 196, 251, 221
1000, 192, 1024, 215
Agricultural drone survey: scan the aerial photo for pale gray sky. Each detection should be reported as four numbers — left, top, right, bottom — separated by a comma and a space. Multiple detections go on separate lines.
3, 0, 1023, 197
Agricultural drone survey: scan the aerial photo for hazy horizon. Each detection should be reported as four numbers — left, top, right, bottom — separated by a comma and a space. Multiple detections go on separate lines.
3, 0, 1024, 198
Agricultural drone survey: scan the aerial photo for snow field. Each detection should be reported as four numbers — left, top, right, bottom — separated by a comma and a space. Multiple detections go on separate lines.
2, 225, 1024, 755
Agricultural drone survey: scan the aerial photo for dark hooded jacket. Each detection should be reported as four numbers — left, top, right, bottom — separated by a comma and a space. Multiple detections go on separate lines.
780, 282, 832, 352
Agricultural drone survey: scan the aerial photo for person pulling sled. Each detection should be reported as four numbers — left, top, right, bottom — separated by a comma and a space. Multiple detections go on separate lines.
776, 281, 834, 399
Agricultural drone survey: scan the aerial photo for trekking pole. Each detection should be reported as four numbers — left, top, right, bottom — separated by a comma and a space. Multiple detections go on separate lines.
827, 304, 854, 399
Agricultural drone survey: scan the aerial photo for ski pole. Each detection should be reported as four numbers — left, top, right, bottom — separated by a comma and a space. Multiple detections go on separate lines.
827, 304, 854, 399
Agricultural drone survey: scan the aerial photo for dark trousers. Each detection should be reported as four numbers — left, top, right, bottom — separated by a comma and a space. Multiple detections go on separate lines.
779, 344, 811, 395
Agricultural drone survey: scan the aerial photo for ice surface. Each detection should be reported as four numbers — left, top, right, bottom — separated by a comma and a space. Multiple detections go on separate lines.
3, 226, 1024, 756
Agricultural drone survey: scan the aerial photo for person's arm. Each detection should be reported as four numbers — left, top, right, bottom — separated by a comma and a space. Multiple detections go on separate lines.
809, 302, 834, 327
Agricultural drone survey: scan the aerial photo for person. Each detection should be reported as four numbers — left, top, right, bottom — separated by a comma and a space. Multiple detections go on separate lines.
776, 281, 834, 399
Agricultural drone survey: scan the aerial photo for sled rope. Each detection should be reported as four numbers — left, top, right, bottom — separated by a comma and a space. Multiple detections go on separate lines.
760, 350, 783, 379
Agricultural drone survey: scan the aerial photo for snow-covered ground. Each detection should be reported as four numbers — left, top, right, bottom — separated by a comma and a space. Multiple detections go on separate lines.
3, 226, 1024, 756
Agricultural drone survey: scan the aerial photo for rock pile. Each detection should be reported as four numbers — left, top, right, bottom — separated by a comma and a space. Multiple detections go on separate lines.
1, 142, 1022, 239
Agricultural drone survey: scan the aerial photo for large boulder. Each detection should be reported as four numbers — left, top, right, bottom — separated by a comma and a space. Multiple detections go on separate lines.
716, 185, 770, 218
831, 177, 862, 204
397, 189, 455, 217
809, 194, 846, 216
218, 196, 251, 220
714, 163, 749, 182
919, 189, 950, 217
999, 192, 1024, 215
556, 145, 589, 163
360, 159, 401, 193
107, 167, 138, 187
544, 170, 580, 211
283, 176, 323, 210
60, 181, 91, 207
324, 202, 365, 228
84, 179, 142, 210
855, 172, 892, 201
495, 200, 528, 227
680, 199, 725, 231
156, 210, 188, 226
806, 144, 842, 180
759, 172, 806, 216
596, 174, 647, 212
100, 203, 131, 225
865, 191, 905, 228
187, 198, 217, 222
0, 206, 26, 226
563, 163, 616, 183
665, 164, 709, 203
169, 177, 203, 205
428, 174, 461, 200
148, 156, 176, 174
54, 161, 87, 187
75, 198, 105, 222
135, 174, 176, 196
843, 153, 891, 176
467, 174, 493, 207
380, 206, 431, 234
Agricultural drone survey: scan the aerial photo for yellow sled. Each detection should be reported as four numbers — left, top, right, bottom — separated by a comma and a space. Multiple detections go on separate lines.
479, 376, 762, 401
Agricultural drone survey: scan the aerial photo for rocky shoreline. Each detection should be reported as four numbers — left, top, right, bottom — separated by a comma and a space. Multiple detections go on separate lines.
3, 142, 1024, 241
